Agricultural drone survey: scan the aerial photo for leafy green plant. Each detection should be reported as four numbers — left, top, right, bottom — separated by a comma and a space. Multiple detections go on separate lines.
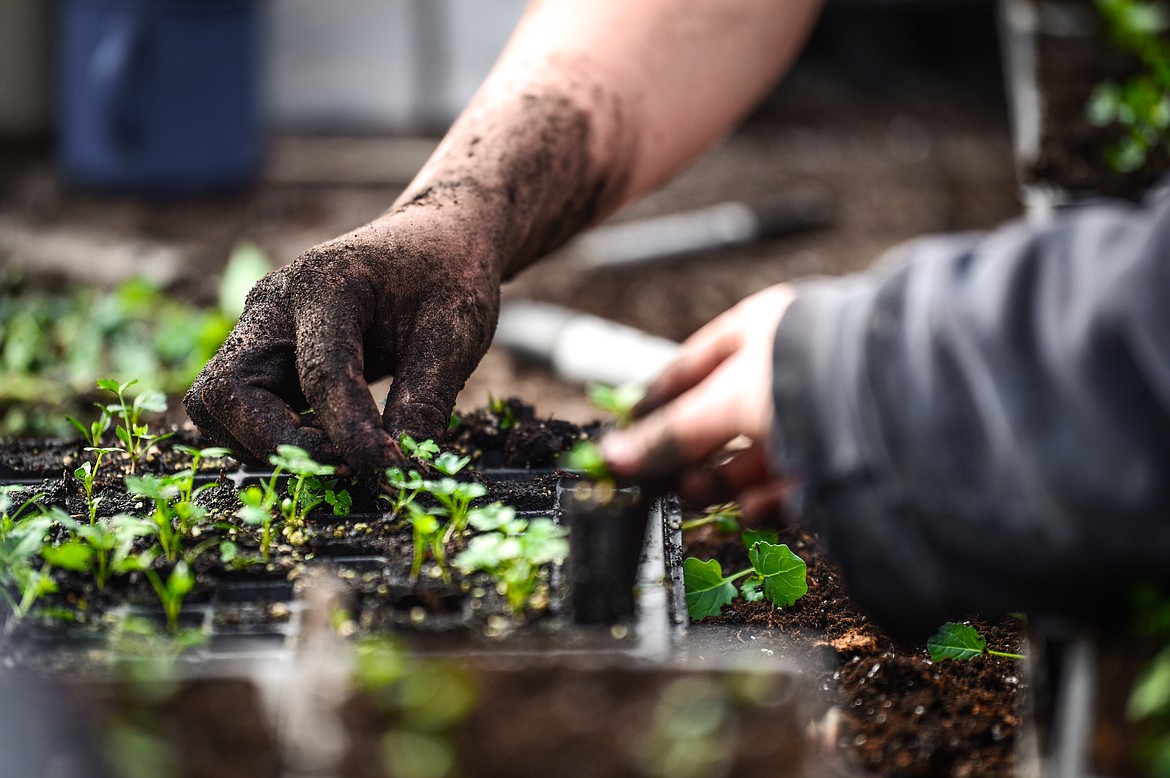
97, 378, 173, 471
404, 503, 450, 581
487, 393, 517, 431
270, 444, 336, 531
237, 485, 278, 563
680, 503, 742, 534
926, 622, 1025, 662
73, 447, 121, 524
401, 435, 440, 463
587, 382, 644, 429
68, 515, 156, 589
385, 467, 428, 516
454, 505, 569, 615
125, 474, 183, 562
431, 478, 488, 544
560, 439, 612, 481
141, 559, 196, 634
1, 244, 266, 437
683, 529, 807, 620
1086, 0, 1170, 172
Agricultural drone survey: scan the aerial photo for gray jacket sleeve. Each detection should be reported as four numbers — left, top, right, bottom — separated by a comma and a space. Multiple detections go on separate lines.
771, 192, 1170, 639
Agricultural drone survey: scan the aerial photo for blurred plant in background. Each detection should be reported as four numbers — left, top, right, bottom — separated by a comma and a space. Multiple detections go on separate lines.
0, 243, 268, 436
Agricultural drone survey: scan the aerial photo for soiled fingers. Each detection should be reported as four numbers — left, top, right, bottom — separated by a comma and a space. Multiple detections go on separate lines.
184, 272, 342, 465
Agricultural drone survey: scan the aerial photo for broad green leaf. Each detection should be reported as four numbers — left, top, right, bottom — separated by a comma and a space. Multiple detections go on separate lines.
749, 542, 807, 608
743, 528, 779, 550
42, 540, 95, 572
96, 377, 123, 394
740, 577, 765, 602
927, 622, 987, 662
684, 557, 737, 620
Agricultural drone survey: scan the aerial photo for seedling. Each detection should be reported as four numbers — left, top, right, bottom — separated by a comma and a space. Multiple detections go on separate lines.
487, 394, 517, 431
587, 382, 644, 429
69, 515, 156, 589
73, 447, 121, 524
404, 502, 449, 581
0, 492, 53, 618
384, 467, 427, 516
560, 439, 613, 481
270, 444, 336, 530
67, 409, 112, 450
926, 622, 1025, 662
430, 478, 489, 543
454, 505, 569, 615
400, 435, 440, 463
238, 485, 278, 563
96, 378, 174, 472
683, 529, 807, 620
680, 503, 743, 533
126, 474, 183, 562
1086, 0, 1170, 172
142, 559, 196, 634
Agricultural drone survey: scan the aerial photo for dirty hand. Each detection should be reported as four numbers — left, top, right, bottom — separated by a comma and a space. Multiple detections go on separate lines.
600, 284, 796, 524
185, 211, 500, 478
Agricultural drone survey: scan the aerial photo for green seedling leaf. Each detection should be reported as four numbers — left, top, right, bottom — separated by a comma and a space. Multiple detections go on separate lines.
743, 528, 779, 550
684, 557, 739, 620
740, 578, 765, 603
401, 436, 440, 463
96, 377, 123, 394
927, 622, 987, 662
560, 440, 611, 481
749, 542, 807, 608
270, 444, 334, 477
433, 451, 470, 476
42, 540, 95, 573
586, 382, 644, 428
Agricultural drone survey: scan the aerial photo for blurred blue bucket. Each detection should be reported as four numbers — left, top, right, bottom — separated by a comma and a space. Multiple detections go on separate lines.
58, 0, 261, 195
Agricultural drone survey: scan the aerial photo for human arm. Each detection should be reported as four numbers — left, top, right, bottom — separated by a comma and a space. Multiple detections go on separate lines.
605, 193, 1170, 639
184, 0, 824, 478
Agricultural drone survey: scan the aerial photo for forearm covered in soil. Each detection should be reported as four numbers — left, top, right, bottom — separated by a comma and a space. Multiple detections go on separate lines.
390, 0, 823, 279
770, 191, 1170, 639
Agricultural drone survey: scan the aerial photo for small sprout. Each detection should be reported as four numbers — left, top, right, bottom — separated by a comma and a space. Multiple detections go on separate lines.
432, 451, 471, 477
270, 444, 335, 530
587, 383, 644, 429
454, 506, 568, 615
560, 440, 612, 482
681, 503, 743, 534
96, 378, 174, 472
238, 485, 278, 562
683, 534, 807, 620
404, 503, 448, 581
384, 467, 427, 515
142, 559, 196, 634
926, 622, 1024, 662
487, 394, 517, 431
401, 435, 440, 463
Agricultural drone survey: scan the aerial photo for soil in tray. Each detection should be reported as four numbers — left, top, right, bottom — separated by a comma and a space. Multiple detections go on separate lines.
0, 399, 583, 652
684, 522, 1027, 778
